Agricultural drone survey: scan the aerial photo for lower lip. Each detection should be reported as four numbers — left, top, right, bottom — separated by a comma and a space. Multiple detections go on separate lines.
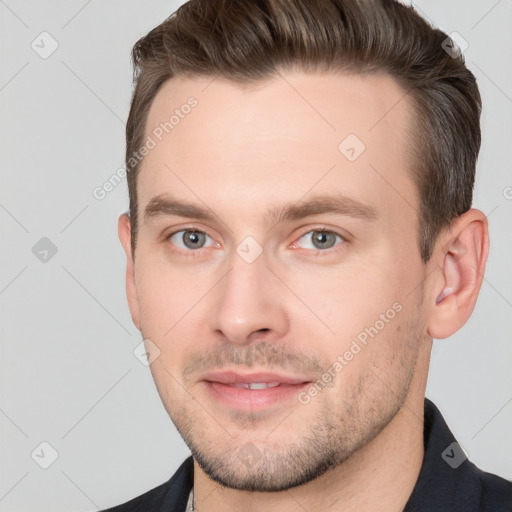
202, 381, 311, 410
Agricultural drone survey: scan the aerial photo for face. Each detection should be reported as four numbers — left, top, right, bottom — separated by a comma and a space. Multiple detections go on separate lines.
123, 71, 432, 492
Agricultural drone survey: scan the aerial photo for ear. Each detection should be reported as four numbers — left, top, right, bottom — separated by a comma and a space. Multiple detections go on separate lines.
427, 209, 489, 339
118, 213, 141, 331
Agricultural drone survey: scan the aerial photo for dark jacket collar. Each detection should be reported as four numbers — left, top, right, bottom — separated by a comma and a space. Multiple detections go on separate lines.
403, 398, 512, 511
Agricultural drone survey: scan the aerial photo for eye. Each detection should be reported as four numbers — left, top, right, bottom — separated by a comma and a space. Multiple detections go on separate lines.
295, 229, 345, 251
168, 229, 219, 251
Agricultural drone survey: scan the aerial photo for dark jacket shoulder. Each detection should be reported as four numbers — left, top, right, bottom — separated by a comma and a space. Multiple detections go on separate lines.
100, 456, 193, 512
476, 463, 512, 510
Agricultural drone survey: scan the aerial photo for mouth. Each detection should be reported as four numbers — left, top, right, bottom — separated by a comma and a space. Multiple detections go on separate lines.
222, 382, 282, 389
200, 370, 313, 410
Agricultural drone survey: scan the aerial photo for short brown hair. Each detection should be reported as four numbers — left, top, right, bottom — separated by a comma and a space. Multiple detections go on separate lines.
125, 0, 481, 263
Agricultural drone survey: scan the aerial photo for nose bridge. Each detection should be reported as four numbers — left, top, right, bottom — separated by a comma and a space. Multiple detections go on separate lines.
209, 248, 289, 344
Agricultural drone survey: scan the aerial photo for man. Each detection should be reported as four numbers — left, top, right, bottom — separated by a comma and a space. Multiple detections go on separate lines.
103, 0, 512, 510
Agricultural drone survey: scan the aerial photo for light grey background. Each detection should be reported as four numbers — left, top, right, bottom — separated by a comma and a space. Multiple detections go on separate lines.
1, 1, 511, 511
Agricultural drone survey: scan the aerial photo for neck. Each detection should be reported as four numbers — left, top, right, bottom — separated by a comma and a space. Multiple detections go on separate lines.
193, 345, 430, 512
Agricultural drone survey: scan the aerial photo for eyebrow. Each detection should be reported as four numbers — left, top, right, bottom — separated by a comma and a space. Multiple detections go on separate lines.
142, 192, 378, 227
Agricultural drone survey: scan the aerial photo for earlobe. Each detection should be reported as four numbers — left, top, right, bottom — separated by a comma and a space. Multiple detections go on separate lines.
118, 213, 141, 332
427, 210, 489, 339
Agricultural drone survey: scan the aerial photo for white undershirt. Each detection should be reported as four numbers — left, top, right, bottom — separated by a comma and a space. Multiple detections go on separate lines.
185, 486, 194, 512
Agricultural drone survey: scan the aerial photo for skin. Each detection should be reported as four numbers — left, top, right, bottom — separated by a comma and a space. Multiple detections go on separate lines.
118, 71, 489, 512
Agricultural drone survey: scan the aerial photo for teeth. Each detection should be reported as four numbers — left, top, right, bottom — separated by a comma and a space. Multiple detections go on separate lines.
232, 382, 281, 389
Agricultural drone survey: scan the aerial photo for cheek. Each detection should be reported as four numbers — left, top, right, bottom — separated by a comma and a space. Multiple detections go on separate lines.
134, 257, 215, 384
294, 258, 418, 370
327, 309, 422, 412
292, 262, 400, 332
134, 256, 202, 332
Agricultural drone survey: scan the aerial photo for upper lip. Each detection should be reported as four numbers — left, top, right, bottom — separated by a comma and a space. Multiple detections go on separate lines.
201, 370, 312, 385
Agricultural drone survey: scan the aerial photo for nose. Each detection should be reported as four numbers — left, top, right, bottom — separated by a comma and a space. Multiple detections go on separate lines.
209, 249, 289, 345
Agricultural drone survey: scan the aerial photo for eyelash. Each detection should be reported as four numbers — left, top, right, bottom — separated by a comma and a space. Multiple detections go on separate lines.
165, 226, 347, 258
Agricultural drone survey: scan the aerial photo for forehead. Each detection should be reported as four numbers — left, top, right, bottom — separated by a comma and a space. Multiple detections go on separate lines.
138, 71, 417, 224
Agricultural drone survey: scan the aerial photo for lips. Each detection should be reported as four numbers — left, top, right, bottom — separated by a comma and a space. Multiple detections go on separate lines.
199, 369, 314, 409
201, 370, 311, 387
